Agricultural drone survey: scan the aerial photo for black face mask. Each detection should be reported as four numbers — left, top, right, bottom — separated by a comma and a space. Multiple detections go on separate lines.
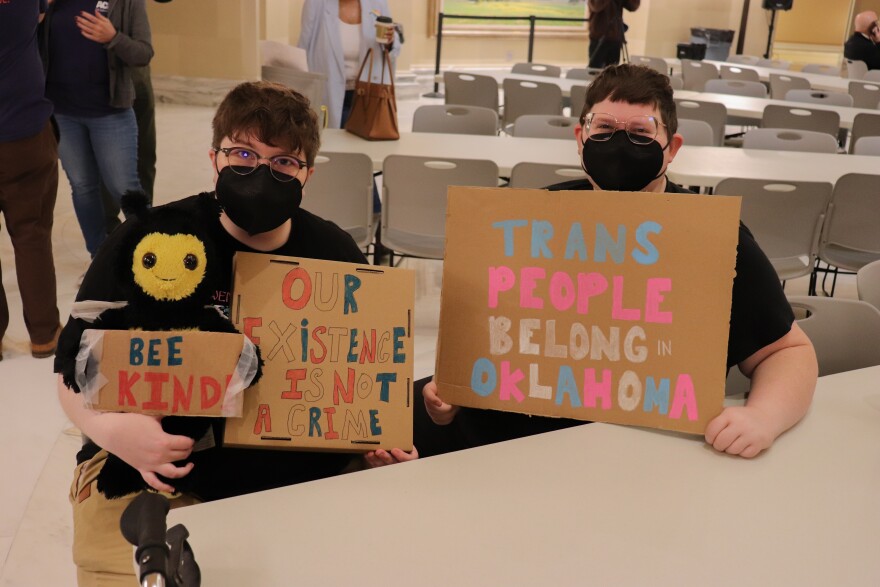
581, 132, 668, 192
215, 165, 303, 235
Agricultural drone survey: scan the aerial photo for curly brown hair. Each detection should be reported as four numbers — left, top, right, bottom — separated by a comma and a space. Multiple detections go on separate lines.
212, 81, 321, 166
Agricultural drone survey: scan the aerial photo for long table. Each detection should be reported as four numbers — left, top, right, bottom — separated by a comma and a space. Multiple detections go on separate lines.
319, 129, 880, 187
170, 366, 880, 586
666, 58, 853, 92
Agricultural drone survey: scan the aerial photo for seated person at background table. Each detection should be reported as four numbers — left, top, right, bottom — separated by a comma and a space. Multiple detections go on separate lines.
420, 64, 817, 460
55, 81, 416, 587
844, 11, 880, 70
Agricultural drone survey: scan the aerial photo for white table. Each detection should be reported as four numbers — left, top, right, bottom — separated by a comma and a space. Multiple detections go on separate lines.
667, 58, 853, 92
320, 129, 879, 187
675, 89, 876, 130
170, 366, 880, 586
319, 128, 579, 174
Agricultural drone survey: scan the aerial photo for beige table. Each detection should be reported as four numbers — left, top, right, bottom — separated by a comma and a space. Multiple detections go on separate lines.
170, 366, 880, 586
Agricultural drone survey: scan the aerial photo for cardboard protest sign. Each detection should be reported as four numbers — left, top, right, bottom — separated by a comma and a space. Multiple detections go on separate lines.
80, 330, 256, 417
435, 187, 741, 435
223, 253, 415, 451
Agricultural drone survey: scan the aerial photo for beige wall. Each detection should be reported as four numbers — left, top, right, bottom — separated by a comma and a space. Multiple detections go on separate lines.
775, 0, 852, 46
144, 0, 811, 79
147, 0, 260, 80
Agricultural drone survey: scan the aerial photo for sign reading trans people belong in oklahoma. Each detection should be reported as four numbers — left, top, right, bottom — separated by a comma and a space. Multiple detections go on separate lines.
435, 187, 741, 435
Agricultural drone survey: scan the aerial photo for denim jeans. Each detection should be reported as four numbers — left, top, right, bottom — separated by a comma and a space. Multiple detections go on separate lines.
56, 109, 141, 256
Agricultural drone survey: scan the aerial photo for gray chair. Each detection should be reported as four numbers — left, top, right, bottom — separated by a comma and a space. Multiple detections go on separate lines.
720, 65, 761, 82
847, 80, 880, 109
743, 128, 839, 153
769, 73, 810, 100
715, 178, 833, 280
681, 59, 718, 91
565, 68, 598, 80
675, 98, 727, 146
857, 259, 880, 311
848, 112, 880, 154
786, 296, 880, 376
757, 58, 791, 69
853, 136, 880, 155
669, 75, 684, 90
381, 155, 499, 260
570, 85, 588, 119
704, 79, 768, 98
501, 78, 563, 127
302, 152, 375, 248
863, 69, 880, 82
801, 63, 842, 76
818, 173, 880, 274
444, 71, 499, 111
784, 89, 854, 107
511, 62, 561, 77
676, 119, 715, 146
727, 54, 761, 65
261, 65, 327, 124
846, 59, 869, 80
412, 104, 498, 136
508, 162, 586, 189
629, 55, 669, 74
512, 115, 578, 139
761, 104, 841, 137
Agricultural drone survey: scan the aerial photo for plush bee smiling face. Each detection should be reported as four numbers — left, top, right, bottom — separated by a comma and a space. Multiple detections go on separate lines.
132, 232, 208, 301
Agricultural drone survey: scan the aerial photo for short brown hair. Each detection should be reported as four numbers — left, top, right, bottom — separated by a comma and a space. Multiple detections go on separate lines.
579, 64, 677, 139
212, 81, 321, 166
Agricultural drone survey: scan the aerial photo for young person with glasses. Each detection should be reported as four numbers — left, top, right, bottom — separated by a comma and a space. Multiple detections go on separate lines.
55, 81, 416, 586
419, 64, 817, 460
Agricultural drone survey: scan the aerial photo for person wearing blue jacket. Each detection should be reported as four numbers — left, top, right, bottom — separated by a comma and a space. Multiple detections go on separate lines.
298, 0, 401, 129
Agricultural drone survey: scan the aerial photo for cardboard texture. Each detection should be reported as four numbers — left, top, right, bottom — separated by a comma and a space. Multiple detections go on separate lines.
224, 252, 415, 451
435, 187, 741, 435
88, 330, 250, 417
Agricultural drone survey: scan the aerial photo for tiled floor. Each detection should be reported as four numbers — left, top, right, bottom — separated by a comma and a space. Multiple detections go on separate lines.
0, 90, 858, 585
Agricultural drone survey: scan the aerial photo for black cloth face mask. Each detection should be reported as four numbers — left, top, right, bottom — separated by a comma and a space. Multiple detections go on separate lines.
215, 165, 303, 235
581, 132, 669, 192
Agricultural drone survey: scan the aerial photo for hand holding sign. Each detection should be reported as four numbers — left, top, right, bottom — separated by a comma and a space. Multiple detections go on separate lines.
422, 379, 459, 426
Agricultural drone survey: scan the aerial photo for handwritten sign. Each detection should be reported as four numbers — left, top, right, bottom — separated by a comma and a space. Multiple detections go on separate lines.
435, 187, 741, 435
81, 330, 254, 417
223, 253, 415, 451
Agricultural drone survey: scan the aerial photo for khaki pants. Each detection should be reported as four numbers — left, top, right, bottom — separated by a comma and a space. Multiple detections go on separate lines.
70, 450, 200, 587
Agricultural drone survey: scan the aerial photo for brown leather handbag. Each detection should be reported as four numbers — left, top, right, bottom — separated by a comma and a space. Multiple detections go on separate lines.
344, 48, 399, 141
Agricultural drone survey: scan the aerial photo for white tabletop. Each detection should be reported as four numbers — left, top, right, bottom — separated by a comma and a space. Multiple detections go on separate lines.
667, 58, 853, 92
320, 129, 878, 187
674, 89, 876, 130
170, 366, 880, 586
319, 128, 580, 175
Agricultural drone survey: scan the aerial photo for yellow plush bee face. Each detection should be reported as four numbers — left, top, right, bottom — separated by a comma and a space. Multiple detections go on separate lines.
132, 233, 207, 301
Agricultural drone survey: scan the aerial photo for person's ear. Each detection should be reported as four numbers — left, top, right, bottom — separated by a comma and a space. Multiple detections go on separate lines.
667, 133, 685, 160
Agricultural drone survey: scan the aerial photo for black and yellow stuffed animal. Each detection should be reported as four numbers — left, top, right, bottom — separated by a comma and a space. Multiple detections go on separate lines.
59, 192, 261, 499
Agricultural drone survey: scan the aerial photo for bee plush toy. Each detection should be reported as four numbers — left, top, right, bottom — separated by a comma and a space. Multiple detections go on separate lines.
58, 192, 262, 499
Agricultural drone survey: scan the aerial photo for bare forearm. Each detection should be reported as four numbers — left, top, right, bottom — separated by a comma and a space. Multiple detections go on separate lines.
744, 343, 817, 437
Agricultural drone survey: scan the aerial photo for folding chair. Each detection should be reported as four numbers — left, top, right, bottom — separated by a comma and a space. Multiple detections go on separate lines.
705, 79, 767, 98
508, 162, 586, 189
848, 112, 880, 154
769, 73, 810, 100
720, 65, 761, 82
511, 62, 562, 77
674, 98, 727, 146
676, 119, 715, 146
412, 105, 498, 136
512, 115, 578, 139
801, 63, 842, 76
846, 59, 868, 80
784, 89, 854, 107
381, 155, 499, 261
857, 259, 880, 311
743, 128, 839, 153
761, 104, 840, 138
629, 55, 669, 74
847, 80, 880, 109
444, 71, 499, 111
680, 59, 718, 91
501, 78, 563, 128
853, 136, 880, 155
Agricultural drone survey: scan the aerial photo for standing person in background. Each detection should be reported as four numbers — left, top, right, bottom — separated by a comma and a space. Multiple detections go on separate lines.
844, 11, 880, 71
298, 0, 401, 130
588, 0, 640, 69
41, 0, 153, 258
0, 0, 62, 360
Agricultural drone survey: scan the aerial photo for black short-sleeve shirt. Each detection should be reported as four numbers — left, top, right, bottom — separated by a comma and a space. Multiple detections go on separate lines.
453, 178, 794, 448
56, 193, 368, 500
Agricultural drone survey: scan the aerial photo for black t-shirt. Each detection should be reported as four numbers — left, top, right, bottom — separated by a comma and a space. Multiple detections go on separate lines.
844, 33, 880, 70
453, 177, 795, 448
56, 193, 368, 500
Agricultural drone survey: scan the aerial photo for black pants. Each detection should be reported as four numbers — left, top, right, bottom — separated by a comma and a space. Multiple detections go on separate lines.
589, 38, 623, 69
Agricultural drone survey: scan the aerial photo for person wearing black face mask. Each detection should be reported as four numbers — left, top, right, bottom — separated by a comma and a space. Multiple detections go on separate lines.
54, 81, 418, 585
419, 64, 817, 465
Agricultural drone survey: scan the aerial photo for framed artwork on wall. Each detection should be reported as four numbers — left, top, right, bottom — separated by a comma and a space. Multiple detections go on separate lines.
428, 0, 589, 36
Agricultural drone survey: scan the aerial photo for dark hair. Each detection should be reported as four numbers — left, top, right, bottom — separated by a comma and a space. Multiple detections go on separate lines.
212, 81, 321, 166
579, 64, 677, 138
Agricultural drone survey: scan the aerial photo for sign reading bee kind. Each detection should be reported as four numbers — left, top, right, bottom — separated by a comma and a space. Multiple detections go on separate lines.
435, 187, 741, 435
81, 330, 255, 418
224, 253, 415, 451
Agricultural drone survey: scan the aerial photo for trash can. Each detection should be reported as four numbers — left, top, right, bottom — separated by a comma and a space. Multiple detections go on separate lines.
690, 28, 735, 61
